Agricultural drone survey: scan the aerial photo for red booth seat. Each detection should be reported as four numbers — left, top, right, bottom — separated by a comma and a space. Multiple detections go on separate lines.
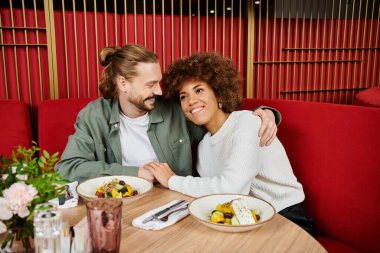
240, 99, 380, 253
0, 100, 33, 157
355, 87, 380, 108
37, 98, 94, 157
36, 98, 380, 253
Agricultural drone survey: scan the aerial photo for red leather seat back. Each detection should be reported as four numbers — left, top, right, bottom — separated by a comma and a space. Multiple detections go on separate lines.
0, 100, 33, 157
37, 98, 94, 157
355, 87, 380, 108
239, 98, 380, 253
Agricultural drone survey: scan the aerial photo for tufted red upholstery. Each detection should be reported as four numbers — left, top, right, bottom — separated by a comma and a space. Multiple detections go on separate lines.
37, 98, 95, 157
0, 100, 33, 157
239, 98, 380, 253
355, 87, 380, 108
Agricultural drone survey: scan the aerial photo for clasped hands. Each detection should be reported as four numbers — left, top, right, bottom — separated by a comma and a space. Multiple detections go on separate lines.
138, 109, 277, 187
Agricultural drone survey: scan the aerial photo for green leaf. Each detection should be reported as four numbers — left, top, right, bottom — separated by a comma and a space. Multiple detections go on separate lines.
40, 156, 46, 164
51, 152, 59, 158
42, 150, 50, 159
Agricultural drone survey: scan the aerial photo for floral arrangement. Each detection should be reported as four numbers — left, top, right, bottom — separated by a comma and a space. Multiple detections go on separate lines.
0, 143, 69, 251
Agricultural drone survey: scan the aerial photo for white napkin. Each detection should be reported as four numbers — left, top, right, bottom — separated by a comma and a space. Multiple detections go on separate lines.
49, 181, 79, 208
71, 216, 92, 253
132, 200, 189, 230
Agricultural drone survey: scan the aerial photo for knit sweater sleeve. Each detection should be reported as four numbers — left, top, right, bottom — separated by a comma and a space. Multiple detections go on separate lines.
168, 112, 262, 197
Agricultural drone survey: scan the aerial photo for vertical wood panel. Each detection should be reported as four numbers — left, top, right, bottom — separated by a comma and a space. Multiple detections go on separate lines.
358, 1, 370, 95
246, 0, 254, 98
278, 0, 284, 99
21, 0, 32, 104
72, 0, 80, 97
84, 0, 90, 96
337, 0, 349, 103
230, 0, 234, 58
306, 0, 313, 102
124, 0, 128, 43
153, 0, 156, 53
270, 0, 277, 99
44, 0, 58, 99
143, 0, 146, 47
0, 12, 8, 99
94, 0, 100, 96
188, 0, 191, 55
371, 4, 380, 88
162, 0, 165, 71
9, 0, 20, 99
238, 0, 241, 72
32, 0, 43, 101
365, 1, 376, 89
312, 0, 321, 102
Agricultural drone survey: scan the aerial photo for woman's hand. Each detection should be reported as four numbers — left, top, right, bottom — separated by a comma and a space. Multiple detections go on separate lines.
253, 109, 278, 147
137, 167, 156, 183
143, 162, 176, 188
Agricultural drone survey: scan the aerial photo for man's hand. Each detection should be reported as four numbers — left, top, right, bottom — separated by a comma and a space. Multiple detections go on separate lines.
137, 166, 156, 183
253, 109, 277, 147
143, 162, 176, 188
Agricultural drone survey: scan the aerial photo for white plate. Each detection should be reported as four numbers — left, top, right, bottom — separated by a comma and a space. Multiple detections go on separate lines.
189, 194, 275, 233
76, 176, 153, 203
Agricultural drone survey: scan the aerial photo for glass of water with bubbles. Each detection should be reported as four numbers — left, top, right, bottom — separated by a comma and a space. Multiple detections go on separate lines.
34, 203, 62, 253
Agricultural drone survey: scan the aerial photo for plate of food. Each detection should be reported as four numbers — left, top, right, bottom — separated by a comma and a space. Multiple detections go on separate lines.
76, 176, 153, 203
188, 194, 275, 232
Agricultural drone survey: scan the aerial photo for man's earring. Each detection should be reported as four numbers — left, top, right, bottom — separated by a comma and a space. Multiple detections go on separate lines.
218, 102, 223, 109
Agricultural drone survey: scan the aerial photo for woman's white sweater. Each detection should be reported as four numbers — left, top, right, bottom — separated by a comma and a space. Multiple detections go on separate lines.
168, 110, 305, 212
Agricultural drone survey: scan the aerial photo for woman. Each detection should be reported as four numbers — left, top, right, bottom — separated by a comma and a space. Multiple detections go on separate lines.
145, 52, 316, 236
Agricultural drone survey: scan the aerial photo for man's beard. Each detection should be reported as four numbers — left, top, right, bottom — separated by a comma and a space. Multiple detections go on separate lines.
129, 95, 156, 112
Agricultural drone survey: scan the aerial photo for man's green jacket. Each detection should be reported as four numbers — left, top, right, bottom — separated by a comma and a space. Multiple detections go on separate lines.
56, 97, 205, 182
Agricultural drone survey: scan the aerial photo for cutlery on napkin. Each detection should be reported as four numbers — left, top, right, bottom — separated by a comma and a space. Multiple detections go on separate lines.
132, 200, 190, 230
49, 181, 79, 208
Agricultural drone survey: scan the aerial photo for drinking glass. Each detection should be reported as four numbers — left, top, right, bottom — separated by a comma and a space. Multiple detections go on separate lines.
34, 202, 58, 215
34, 209, 62, 253
86, 199, 122, 253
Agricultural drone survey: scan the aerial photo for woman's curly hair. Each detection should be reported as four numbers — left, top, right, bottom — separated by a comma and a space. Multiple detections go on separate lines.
163, 52, 242, 113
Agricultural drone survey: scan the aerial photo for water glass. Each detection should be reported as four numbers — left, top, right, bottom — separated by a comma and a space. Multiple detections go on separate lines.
86, 199, 122, 253
34, 203, 58, 215
34, 206, 62, 253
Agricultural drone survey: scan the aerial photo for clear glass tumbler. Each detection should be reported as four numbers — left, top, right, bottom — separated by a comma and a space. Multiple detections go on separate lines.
34, 206, 62, 253
86, 199, 122, 253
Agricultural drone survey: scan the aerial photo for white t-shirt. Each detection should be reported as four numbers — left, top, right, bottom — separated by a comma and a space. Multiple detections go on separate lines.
168, 110, 305, 212
119, 112, 158, 167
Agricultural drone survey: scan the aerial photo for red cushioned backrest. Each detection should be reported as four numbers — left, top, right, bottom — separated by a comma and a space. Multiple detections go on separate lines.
239, 99, 380, 253
37, 98, 95, 157
355, 87, 380, 108
0, 100, 33, 157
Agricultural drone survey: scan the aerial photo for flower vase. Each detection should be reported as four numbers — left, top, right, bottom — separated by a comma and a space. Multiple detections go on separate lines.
9, 236, 34, 253
1, 230, 34, 253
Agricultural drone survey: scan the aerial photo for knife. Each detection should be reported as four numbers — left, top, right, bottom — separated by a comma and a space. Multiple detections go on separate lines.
142, 200, 187, 224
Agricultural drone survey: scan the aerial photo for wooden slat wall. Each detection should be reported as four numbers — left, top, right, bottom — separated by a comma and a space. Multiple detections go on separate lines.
246, 0, 380, 103
0, 0, 379, 106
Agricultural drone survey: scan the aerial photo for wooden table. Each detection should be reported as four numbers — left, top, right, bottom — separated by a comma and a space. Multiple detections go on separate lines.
62, 186, 326, 253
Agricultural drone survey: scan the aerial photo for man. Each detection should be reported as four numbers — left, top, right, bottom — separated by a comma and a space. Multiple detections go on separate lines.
56, 44, 280, 183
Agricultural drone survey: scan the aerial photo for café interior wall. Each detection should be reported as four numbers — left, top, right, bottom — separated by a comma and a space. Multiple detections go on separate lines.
0, 8, 246, 106
0, 7, 379, 108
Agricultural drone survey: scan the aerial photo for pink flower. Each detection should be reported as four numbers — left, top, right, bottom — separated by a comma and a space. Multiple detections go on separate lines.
0, 221, 6, 234
3, 182, 38, 218
0, 197, 12, 220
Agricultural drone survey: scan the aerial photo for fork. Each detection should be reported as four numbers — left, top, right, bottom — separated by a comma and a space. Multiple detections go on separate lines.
156, 206, 189, 222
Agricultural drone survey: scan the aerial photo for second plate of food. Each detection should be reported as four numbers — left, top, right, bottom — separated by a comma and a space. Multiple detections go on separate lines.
76, 175, 153, 203
188, 194, 275, 232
